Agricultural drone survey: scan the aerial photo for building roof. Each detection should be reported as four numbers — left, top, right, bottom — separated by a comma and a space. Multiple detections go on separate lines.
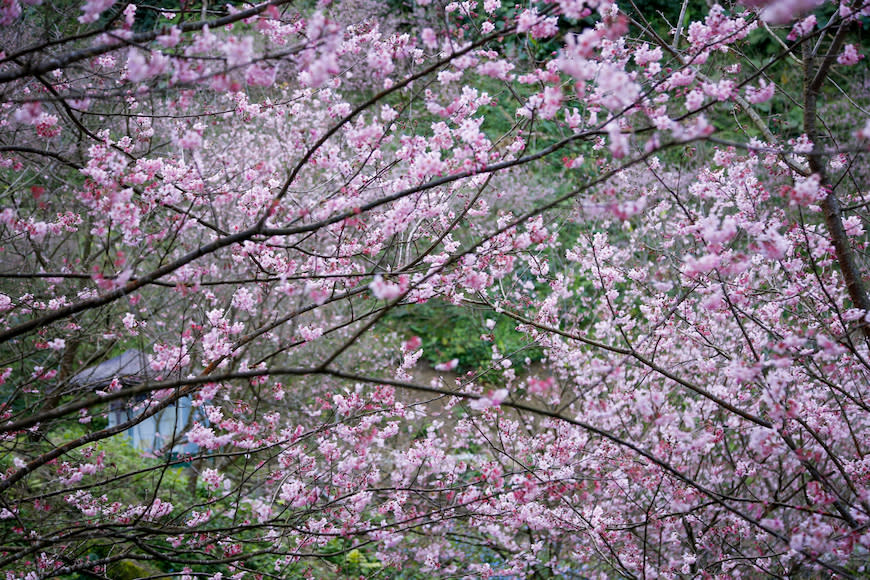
69, 349, 153, 388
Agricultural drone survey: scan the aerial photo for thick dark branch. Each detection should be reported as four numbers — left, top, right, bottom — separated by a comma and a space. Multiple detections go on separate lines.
0, 0, 293, 85
0, 228, 257, 344
802, 23, 870, 333
0, 146, 82, 169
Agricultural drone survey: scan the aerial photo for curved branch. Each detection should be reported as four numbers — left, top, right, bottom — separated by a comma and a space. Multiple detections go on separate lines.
0, 0, 294, 85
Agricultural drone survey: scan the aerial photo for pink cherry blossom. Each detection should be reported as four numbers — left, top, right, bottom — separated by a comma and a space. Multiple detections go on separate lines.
2, 3, 870, 578
787, 14, 816, 40
469, 388, 508, 410
434, 358, 458, 371
838, 44, 863, 66
745, 79, 775, 104
78, 0, 114, 24
746, 0, 825, 24
370, 275, 408, 300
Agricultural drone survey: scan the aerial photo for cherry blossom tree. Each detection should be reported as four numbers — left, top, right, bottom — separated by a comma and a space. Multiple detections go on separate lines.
1, 0, 870, 577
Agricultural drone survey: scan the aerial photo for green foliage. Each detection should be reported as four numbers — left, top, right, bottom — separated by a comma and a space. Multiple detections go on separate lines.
2, 423, 196, 510
128, 1, 247, 32
107, 559, 167, 580
384, 301, 543, 376
622, 0, 709, 38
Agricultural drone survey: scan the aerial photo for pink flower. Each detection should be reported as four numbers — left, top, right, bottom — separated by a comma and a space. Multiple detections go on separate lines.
279, 479, 317, 507
403, 336, 422, 351
370, 275, 408, 300
35, 114, 60, 138
143, 498, 173, 520
177, 129, 203, 150
14, 102, 41, 124
606, 122, 629, 159
477, 59, 515, 80
702, 79, 735, 101
682, 253, 720, 277
483, 0, 501, 14
185, 509, 212, 527
367, 46, 394, 77
558, 0, 590, 19
634, 44, 663, 67
200, 468, 226, 491
245, 64, 276, 87
596, 64, 640, 110
757, 227, 790, 260
299, 325, 323, 342
666, 68, 696, 89
121, 313, 140, 336
462, 271, 490, 292
843, 215, 864, 236
745, 79, 775, 104
434, 358, 458, 371
421, 28, 438, 50
745, 0, 824, 24
516, 8, 558, 39
469, 388, 508, 410
46, 338, 65, 351
222, 36, 254, 68
789, 173, 824, 205
838, 44, 863, 66
787, 14, 816, 40
126, 49, 150, 83
149, 344, 190, 372
516, 8, 537, 33
538, 86, 562, 120
409, 151, 446, 180
232, 287, 256, 313
122, 3, 135, 28
78, 0, 114, 24
685, 89, 705, 111
157, 27, 181, 48
187, 423, 233, 450
527, 376, 555, 394
0, 0, 22, 25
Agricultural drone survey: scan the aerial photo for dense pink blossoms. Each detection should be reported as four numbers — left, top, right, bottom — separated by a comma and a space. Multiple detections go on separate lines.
0, 0, 869, 578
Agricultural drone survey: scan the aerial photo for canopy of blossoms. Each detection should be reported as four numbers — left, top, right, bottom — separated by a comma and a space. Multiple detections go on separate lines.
1, 0, 869, 577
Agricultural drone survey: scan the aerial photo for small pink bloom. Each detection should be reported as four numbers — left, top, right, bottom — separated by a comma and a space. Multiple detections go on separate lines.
46, 338, 65, 351
682, 253, 720, 277
685, 89, 705, 111
14, 102, 41, 124
79, 0, 114, 24
434, 358, 458, 372
370, 275, 408, 300
787, 14, 816, 40
403, 336, 422, 351
789, 173, 824, 206
222, 36, 254, 68
470, 388, 508, 410
745, 79, 775, 104
421, 28, 438, 50
516, 8, 537, 33
838, 44, 863, 66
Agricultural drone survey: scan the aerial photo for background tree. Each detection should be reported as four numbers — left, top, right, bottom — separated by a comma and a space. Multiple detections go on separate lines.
1, 0, 870, 577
